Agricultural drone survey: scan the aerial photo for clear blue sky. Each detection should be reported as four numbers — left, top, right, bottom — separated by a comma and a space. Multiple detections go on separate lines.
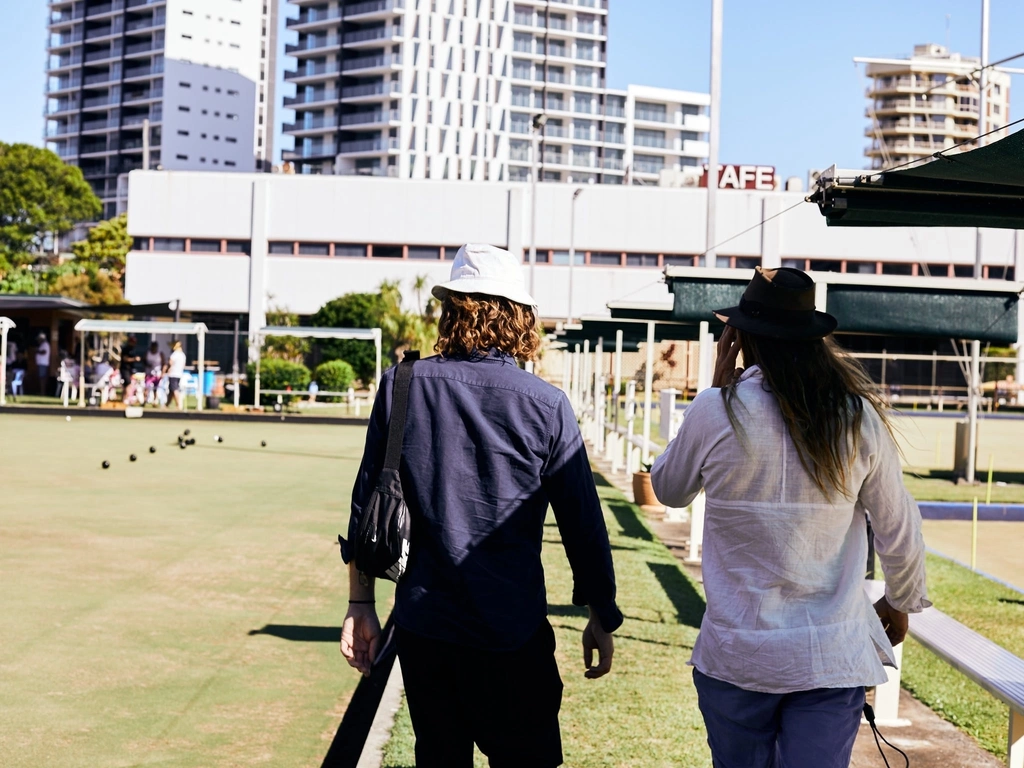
4, 0, 1022, 182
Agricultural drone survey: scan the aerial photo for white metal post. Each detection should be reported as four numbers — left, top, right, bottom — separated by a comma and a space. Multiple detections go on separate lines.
705, 0, 724, 268
594, 338, 604, 451
142, 118, 150, 171
1009, 707, 1024, 768
967, 340, 981, 483
196, 330, 205, 412
697, 321, 714, 393
253, 333, 262, 407
625, 380, 637, 474
872, 642, 910, 727
642, 321, 655, 464
374, 330, 382, 386
78, 330, 86, 407
572, 344, 581, 411
562, 348, 571, 396
582, 339, 591, 410
0, 322, 8, 407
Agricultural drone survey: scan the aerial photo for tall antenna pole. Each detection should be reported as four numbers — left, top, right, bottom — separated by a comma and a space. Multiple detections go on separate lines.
705, 0, 723, 268
967, 0, 990, 485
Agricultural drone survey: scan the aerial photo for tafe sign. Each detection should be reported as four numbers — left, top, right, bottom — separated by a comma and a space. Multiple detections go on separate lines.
699, 164, 776, 191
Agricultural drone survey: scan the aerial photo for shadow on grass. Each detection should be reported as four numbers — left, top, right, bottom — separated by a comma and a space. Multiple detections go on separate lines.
905, 468, 1024, 486
551, 622, 690, 650
593, 473, 613, 488
191, 443, 361, 462
998, 598, 1024, 606
647, 562, 705, 630
249, 624, 339, 642
606, 500, 654, 542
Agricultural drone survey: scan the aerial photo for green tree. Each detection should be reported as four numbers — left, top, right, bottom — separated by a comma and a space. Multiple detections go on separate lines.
49, 269, 124, 305
71, 214, 131, 280
262, 302, 309, 363
311, 292, 388, 383
313, 359, 356, 401
0, 143, 101, 281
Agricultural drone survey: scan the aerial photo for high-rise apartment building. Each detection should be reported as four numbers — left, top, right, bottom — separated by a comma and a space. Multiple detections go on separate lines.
860, 43, 1011, 171
45, 0, 277, 219
281, 0, 709, 184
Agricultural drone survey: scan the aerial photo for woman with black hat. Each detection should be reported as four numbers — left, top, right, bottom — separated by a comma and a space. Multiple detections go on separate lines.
651, 267, 930, 768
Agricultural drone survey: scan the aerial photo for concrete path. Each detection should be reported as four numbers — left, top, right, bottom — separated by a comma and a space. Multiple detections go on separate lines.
589, 456, 1003, 768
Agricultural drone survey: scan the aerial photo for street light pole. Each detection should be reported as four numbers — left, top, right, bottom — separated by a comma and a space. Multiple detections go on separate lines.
705, 0, 724, 268
568, 188, 583, 324
529, 113, 548, 296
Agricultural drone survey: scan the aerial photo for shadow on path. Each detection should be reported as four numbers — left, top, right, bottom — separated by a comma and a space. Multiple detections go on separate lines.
607, 499, 654, 542
647, 562, 705, 630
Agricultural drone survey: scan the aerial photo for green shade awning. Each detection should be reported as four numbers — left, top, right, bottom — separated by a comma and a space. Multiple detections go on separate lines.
812, 129, 1024, 229
664, 268, 1021, 344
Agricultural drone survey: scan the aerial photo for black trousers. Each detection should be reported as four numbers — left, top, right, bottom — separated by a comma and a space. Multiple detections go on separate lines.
396, 620, 564, 768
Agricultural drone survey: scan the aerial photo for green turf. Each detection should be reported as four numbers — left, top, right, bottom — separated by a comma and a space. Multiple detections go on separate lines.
381, 476, 713, 768
0, 414, 388, 768
900, 553, 1024, 759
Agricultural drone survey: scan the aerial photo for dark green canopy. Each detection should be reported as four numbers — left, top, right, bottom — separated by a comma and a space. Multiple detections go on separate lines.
812, 129, 1024, 229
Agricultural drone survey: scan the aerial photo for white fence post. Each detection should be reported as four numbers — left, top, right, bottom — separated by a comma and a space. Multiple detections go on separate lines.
625, 381, 637, 474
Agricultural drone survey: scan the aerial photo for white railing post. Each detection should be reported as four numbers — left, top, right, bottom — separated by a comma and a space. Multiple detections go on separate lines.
1009, 707, 1024, 768
625, 381, 637, 474
872, 642, 910, 727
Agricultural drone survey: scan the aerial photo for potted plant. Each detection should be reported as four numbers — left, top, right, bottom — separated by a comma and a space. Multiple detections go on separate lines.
632, 461, 662, 510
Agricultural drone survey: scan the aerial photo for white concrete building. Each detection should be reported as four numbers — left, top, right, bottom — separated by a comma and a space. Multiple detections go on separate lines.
45, 0, 277, 219
281, 0, 709, 184
124, 170, 1024, 348
859, 43, 1012, 171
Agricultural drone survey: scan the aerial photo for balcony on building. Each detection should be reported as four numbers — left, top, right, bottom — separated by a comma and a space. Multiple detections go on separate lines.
342, 0, 406, 21
285, 59, 343, 84
340, 52, 399, 75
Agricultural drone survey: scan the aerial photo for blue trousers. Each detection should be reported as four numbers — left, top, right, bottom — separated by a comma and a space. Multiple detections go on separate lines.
693, 669, 865, 768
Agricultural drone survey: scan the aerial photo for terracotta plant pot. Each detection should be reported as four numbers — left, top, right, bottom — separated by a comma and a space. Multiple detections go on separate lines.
632, 471, 661, 508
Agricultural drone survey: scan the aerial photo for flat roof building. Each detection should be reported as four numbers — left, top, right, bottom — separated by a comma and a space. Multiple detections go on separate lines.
859, 43, 1012, 171
45, 0, 277, 218
281, 0, 709, 184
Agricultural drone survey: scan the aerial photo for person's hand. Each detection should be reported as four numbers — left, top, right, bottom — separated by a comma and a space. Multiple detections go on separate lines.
873, 596, 909, 646
582, 610, 614, 679
712, 325, 743, 388
340, 603, 381, 677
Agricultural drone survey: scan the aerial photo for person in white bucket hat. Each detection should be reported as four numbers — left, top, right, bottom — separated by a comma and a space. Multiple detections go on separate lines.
431, 243, 537, 308
342, 243, 621, 767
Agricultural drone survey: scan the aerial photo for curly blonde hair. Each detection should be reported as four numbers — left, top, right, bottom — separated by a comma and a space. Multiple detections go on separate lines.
435, 293, 540, 361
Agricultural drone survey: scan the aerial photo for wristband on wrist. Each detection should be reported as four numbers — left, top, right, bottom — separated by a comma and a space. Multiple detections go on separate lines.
349, 599, 375, 604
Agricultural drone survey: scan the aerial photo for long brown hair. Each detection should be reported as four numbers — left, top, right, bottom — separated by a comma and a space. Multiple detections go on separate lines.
722, 331, 893, 499
435, 293, 540, 361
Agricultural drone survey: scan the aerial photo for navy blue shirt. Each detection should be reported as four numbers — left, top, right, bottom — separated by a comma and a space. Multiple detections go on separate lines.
350, 350, 623, 650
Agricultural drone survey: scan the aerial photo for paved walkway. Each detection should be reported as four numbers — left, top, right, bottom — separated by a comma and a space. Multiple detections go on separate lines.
589, 456, 1002, 768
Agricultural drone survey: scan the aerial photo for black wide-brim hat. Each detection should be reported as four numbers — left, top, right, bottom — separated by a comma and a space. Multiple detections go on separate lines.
713, 266, 838, 341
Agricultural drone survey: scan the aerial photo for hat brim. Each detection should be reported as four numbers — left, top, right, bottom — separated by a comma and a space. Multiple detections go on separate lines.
432, 278, 537, 308
712, 306, 838, 341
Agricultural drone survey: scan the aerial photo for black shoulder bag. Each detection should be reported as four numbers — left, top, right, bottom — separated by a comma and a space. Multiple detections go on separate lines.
339, 351, 418, 583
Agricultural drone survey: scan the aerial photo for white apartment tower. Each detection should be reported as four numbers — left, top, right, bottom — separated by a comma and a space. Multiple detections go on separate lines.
282, 0, 710, 184
861, 43, 1011, 171
45, 0, 277, 219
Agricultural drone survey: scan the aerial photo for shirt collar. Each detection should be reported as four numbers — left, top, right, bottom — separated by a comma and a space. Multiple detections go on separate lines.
739, 365, 763, 383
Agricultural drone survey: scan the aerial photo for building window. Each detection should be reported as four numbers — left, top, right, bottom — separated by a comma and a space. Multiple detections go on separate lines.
225, 137, 237, 143
132, 237, 151, 251
989, 265, 1015, 280
626, 253, 659, 268
589, 252, 621, 266
881, 263, 913, 276
335, 244, 366, 257
808, 259, 840, 273
175, 154, 188, 160
153, 238, 186, 252
178, 106, 190, 112
846, 261, 875, 274
953, 264, 975, 278
409, 246, 441, 260
225, 240, 250, 254
227, 89, 238, 96
179, 81, 191, 88
664, 255, 694, 266
177, 130, 189, 136
224, 160, 236, 167
189, 239, 221, 253
268, 242, 294, 255
226, 113, 238, 120
373, 245, 403, 259
735, 257, 762, 270
298, 242, 330, 256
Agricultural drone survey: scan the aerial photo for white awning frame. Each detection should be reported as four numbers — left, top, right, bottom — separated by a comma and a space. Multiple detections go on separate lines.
0, 317, 15, 407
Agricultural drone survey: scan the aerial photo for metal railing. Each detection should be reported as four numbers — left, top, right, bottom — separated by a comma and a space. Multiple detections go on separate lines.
338, 166, 399, 177
85, 48, 115, 62
51, 30, 84, 46
286, 34, 341, 53
601, 157, 624, 170
344, 0, 405, 16
633, 161, 665, 174
343, 81, 401, 98
124, 41, 156, 55
634, 135, 667, 148
85, 26, 115, 40
339, 137, 399, 153
342, 54, 396, 72
126, 13, 163, 32
604, 104, 626, 117
288, 61, 343, 78
284, 143, 338, 159
634, 108, 669, 123
289, 7, 343, 26
286, 89, 339, 106
344, 28, 391, 44
340, 109, 401, 125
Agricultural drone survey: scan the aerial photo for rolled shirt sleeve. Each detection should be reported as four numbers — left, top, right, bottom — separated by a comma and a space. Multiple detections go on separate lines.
857, 406, 931, 614
651, 390, 718, 509
542, 394, 623, 634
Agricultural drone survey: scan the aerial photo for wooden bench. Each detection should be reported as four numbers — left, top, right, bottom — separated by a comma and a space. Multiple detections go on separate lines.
866, 580, 1024, 768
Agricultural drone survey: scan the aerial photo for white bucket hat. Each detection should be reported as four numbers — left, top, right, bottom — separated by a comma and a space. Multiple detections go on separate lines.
431, 243, 537, 308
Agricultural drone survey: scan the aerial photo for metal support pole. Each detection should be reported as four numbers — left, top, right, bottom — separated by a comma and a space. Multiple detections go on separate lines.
705, 0, 724, 268
78, 331, 86, 407
196, 330, 205, 412
232, 317, 240, 408
613, 329, 623, 426
967, 339, 981, 483
562, 347, 571, 396
594, 338, 604, 452
625, 380, 637, 473
0, 323, 8, 407
572, 344, 581, 411
142, 118, 150, 171
642, 321, 655, 464
254, 333, 262, 407
529, 116, 545, 295
582, 339, 591, 409
697, 321, 714, 393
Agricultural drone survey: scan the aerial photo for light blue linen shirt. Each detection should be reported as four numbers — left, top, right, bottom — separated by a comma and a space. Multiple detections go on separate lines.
652, 366, 930, 693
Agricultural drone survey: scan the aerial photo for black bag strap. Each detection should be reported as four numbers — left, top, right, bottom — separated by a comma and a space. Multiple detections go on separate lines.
382, 351, 419, 471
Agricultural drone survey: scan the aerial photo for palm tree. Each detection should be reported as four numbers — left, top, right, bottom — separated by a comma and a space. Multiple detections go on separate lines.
412, 274, 429, 316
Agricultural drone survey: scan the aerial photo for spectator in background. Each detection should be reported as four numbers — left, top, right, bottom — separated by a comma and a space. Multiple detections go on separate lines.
166, 340, 186, 410
144, 341, 165, 404
119, 335, 140, 384
35, 334, 51, 394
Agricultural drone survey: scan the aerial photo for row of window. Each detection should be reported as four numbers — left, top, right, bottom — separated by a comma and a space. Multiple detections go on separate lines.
127, 239, 1017, 279
178, 81, 240, 97
172, 154, 237, 166
177, 105, 239, 119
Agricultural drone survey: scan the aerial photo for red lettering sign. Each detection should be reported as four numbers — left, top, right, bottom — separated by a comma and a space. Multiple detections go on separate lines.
699, 164, 777, 191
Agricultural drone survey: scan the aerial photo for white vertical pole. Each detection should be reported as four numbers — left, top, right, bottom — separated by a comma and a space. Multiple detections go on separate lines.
529, 125, 540, 295
78, 330, 86, 407
142, 118, 151, 171
375, 330, 382, 386
967, 340, 981, 483
697, 321, 714, 393
254, 333, 262, 407
0, 322, 8, 406
705, 0, 724, 268
568, 188, 582, 323
572, 344, 581, 411
561, 348, 571, 396
594, 338, 604, 451
872, 642, 908, 727
196, 330, 205, 412
642, 321, 655, 464
582, 339, 591, 409
625, 380, 637, 473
